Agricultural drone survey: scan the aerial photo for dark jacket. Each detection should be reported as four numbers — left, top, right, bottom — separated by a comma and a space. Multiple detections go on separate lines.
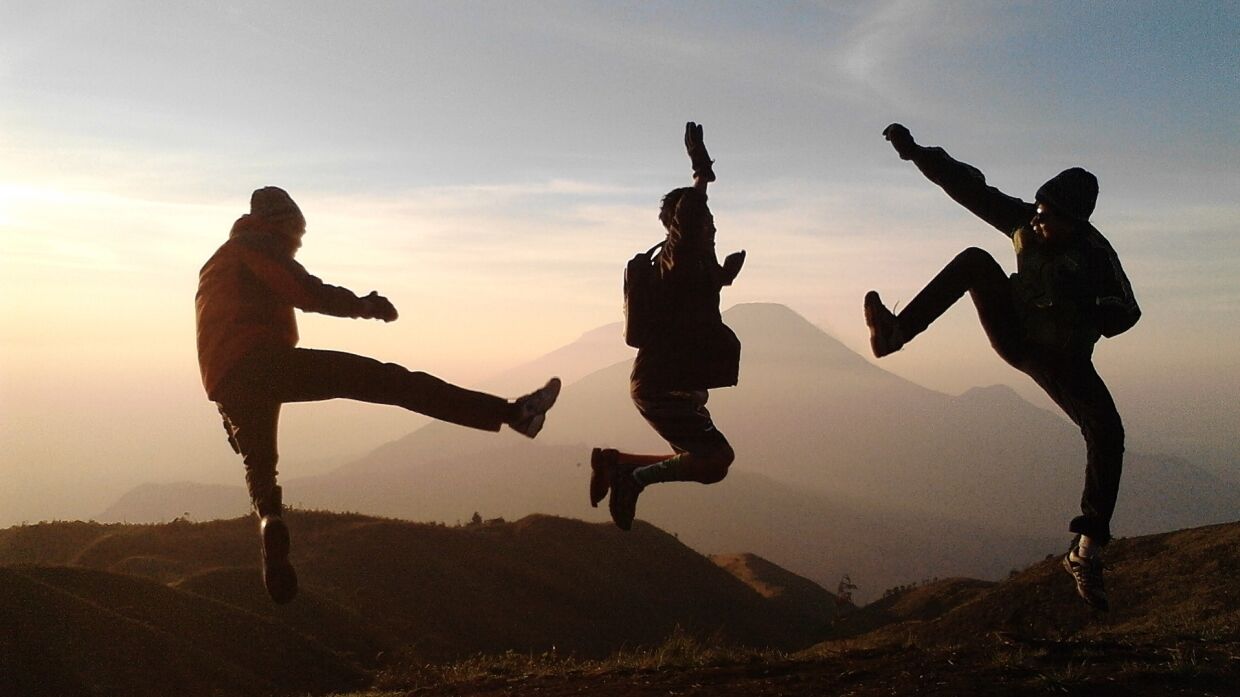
908, 144, 1140, 351
196, 217, 373, 399
631, 225, 740, 393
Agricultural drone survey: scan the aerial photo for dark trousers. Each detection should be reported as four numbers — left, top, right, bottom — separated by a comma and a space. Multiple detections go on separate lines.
899, 247, 1125, 544
214, 347, 509, 514
631, 388, 733, 483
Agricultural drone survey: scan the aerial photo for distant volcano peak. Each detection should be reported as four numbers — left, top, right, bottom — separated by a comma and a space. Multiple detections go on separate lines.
723, 302, 869, 367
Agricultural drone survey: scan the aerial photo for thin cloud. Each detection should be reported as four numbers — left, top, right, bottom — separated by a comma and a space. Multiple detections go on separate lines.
833, 1, 1007, 115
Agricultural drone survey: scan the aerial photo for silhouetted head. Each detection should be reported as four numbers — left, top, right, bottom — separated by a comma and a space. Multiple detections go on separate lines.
659, 187, 714, 237
250, 186, 301, 218
247, 186, 306, 254
1033, 168, 1097, 242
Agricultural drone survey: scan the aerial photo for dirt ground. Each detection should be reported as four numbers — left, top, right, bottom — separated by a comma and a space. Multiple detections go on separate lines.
397, 638, 1240, 697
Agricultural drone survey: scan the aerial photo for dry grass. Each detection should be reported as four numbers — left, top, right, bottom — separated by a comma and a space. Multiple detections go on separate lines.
369, 626, 789, 692
7, 514, 1240, 696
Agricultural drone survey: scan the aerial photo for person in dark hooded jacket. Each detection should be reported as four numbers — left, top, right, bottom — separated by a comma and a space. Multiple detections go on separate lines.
866, 124, 1140, 611
196, 187, 561, 604
589, 123, 746, 531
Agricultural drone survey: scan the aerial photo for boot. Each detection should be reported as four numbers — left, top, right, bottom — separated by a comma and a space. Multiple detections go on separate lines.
864, 291, 907, 357
255, 486, 298, 604
590, 448, 618, 507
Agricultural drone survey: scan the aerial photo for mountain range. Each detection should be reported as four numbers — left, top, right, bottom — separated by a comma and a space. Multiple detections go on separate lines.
100, 303, 1240, 599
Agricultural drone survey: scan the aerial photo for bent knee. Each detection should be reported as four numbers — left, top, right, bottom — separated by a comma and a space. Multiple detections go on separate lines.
956, 246, 996, 268
695, 443, 734, 484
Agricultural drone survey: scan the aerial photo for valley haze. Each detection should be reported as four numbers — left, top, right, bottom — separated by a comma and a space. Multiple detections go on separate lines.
99, 304, 1239, 601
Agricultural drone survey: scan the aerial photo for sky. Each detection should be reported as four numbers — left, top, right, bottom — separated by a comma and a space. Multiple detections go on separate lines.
1, 1, 1237, 525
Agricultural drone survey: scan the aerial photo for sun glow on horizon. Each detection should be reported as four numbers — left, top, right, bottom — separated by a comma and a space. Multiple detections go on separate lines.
1, 1, 1237, 525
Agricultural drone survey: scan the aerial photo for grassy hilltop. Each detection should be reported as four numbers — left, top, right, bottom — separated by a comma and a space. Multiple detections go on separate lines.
2, 513, 1238, 696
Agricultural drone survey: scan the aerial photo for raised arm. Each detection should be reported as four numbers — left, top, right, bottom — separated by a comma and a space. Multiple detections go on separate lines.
683, 121, 745, 284
685, 121, 715, 193
883, 123, 1033, 238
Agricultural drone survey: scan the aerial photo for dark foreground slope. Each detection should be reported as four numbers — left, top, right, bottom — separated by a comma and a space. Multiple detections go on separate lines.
891, 518, 1240, 646
0, 565, 364, 697
0, 512, 839, 696
7, 516, 1236, 697
352, 520, 1240, 697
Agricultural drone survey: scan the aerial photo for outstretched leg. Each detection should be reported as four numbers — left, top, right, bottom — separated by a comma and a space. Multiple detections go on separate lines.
230, 348, 511, 430
217, 347, 558, 435
212, 348, 559, 603
866, 247, 1025, 364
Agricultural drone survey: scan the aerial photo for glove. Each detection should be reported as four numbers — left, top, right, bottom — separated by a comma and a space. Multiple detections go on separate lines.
882, 123, 918, 161
722, 250, 746, 284
362, 291, 398, 322
685, 121, 716, 182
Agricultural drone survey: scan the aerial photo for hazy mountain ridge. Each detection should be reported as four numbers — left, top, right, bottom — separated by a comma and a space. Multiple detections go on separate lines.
96, 459, 1062, 602
308, 303, 1240, 592
99, 303, 1238, 601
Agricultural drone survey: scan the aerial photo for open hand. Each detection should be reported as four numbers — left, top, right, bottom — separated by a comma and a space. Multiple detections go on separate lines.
882, 123, 917, 160
723, 250, 746, 282
363, 291, 399, 322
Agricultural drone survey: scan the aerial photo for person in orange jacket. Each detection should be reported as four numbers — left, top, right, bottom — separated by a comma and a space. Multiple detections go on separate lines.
196, 187, 560, 604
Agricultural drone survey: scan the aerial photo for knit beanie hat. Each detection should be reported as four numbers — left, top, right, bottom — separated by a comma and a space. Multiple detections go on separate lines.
1035, 168, 1098, 222
250, 186, 302, 220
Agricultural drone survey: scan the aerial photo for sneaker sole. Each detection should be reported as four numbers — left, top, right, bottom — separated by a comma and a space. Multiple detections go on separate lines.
512, 378, 562, 438
1061, 554, 1108, 611
864, 291, 899, 358
863, 292, 885, 357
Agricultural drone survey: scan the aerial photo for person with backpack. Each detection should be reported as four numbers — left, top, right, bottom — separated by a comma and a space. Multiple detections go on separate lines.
196, 186, 561, 604
589, 122, 746, 531
865, 124, 1140, 611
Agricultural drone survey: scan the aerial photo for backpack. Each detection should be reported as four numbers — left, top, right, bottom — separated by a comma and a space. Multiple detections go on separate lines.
1084, 226, 1142, 338
623, 241, 666, 348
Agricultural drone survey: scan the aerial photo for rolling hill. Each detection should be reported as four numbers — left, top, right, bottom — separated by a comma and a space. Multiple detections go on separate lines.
0, 564, 364, 697
346, 519, 1240, 696
0, 512, 839, 670
6, 513, 1238, 696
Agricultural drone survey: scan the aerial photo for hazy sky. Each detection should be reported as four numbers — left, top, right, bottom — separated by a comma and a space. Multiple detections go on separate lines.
2, 1, 1237, 524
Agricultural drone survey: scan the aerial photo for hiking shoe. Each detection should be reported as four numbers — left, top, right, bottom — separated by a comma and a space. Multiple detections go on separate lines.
509, 377, 562, 438
260, 514, 298, 605
608, 464, 644, 531
864, 291, 905, 358
590, 448, 618, 508
1063, 543, 1108, 611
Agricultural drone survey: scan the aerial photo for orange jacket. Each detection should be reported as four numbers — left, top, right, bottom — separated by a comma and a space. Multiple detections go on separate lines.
195, 218, 372, 399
